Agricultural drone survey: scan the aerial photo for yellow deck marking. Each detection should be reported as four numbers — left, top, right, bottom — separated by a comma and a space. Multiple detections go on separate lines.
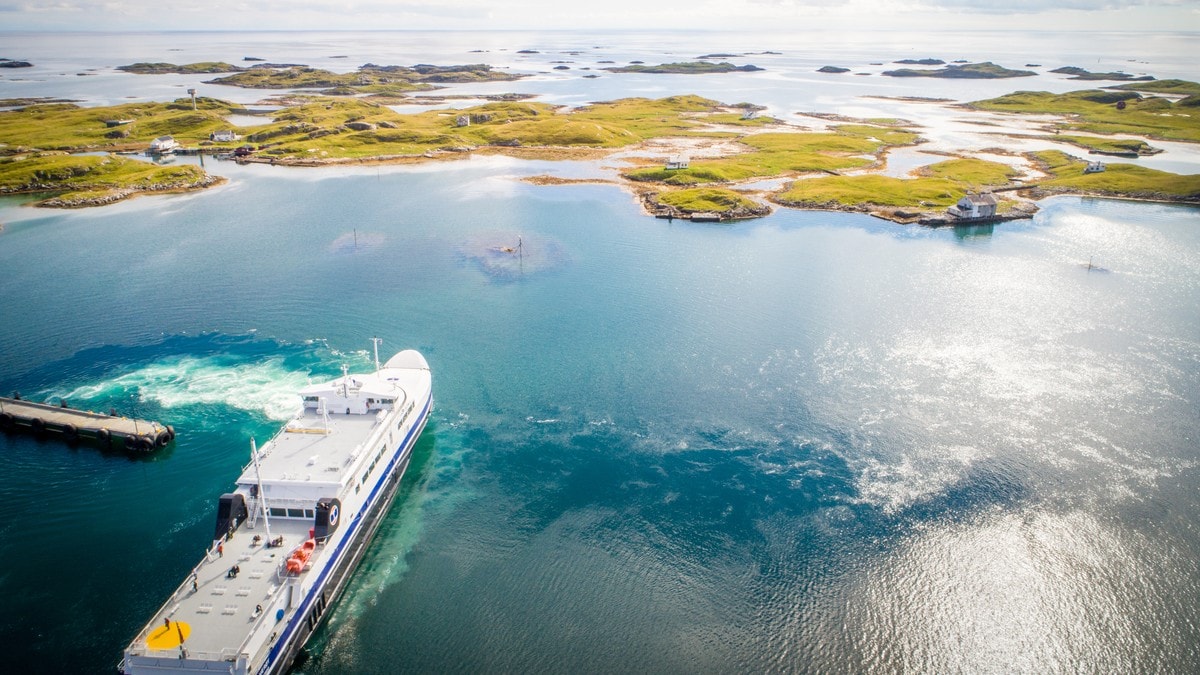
146, 620, 191, 649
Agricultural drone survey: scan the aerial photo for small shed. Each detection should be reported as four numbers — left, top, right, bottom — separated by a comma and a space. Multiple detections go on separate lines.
1084, 161, 1106, 174
947, 192, 998, 220
665, 156, 689, 170
210, 129, 238, 142
148, 135, 179, 154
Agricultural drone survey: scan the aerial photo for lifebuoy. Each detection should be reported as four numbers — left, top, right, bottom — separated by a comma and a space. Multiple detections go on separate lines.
62, 424, 79, 442
0, 412, 13, 430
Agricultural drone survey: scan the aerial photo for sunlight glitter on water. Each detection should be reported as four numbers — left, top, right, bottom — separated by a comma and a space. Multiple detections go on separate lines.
844, 507, 1198, 673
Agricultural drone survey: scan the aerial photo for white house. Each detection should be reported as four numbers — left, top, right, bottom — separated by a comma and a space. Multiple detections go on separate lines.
665, 156, 689, 170
1084, 161, 1106, 174
148, 135, 179, 154
210, 129, 238, 142
947, 192, 998, 220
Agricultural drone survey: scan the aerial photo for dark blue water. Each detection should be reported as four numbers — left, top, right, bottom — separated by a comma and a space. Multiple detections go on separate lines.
1, 30, 1199, 674
2, 160, 1198, 672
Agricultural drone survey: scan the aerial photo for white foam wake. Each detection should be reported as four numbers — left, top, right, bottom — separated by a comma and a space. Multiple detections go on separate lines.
60, 355, 314, 420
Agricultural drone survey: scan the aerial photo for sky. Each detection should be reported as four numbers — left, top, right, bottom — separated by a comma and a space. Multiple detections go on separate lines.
0, 0, 1197, 32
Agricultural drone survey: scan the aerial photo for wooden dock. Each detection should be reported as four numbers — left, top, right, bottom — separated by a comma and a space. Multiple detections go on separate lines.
0, 397, 174, 453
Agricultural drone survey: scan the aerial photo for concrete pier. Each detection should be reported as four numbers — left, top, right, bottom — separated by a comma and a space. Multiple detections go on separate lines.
0, 397, 174, 453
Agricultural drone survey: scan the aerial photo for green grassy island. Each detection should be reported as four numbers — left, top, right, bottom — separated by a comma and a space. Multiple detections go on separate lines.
118, 62, 244, 74
0, 153, 221, 207
1048, 66, 1154, 82
882, 62, 1036, 78
650, 187, 770, 219
114, 61, 526, 99
969, 88, 1200, 142
1, 79, 1197, 217
602, 62, 764, 74
1028, 150, 1200, 201
1110, 79, 1200, 95
205, 63, 523, 95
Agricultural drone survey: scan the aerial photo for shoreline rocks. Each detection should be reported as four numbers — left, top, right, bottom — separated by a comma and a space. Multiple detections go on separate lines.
15, 175, 226, 208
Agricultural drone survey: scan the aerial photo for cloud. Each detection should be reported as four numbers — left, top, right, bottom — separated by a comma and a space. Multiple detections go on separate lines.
927, 0, 1190, 11
0, 0, 1193, 30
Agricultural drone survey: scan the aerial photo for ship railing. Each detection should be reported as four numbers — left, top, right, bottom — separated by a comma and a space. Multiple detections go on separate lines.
126, 548, 221, 649
235, 584, 294, 663
131, 644, 243, 664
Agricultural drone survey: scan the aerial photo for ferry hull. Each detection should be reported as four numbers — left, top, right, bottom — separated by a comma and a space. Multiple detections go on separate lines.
120, 350, 432, 675
266, 412, 426, 674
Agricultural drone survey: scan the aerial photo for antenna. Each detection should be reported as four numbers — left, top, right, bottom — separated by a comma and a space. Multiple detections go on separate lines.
371, 336, 382, 372
251, 438, 272, 541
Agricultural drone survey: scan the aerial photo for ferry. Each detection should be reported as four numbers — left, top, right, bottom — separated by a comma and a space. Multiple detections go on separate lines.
120, 342, 432, 675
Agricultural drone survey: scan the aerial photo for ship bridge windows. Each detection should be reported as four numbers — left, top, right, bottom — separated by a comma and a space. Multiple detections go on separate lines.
269, 507, 316, 519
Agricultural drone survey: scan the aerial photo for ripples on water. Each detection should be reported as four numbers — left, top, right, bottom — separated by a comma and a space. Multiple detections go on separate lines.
1, 166, 1198, 673
1, 29, 1199, 672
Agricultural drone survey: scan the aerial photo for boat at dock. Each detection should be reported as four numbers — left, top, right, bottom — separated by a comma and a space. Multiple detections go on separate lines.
119, 343, 432, 675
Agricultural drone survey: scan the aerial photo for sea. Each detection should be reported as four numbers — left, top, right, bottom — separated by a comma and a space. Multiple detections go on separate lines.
1, 29, 1198, 673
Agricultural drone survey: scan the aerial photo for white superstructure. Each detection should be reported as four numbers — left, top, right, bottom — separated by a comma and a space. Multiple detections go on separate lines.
121, 347, 432, 675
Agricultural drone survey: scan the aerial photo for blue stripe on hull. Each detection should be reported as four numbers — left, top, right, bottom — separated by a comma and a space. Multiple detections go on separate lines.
258, 392, 432, 675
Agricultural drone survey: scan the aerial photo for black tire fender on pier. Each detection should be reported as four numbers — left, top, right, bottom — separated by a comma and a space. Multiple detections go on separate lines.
166, 425, 176, 441
155, 430, 171, 447
97, 428, 111, 446
30, 418, 46, 435
0, 412, 13, 430
123, 434, 139, 451
137, 436, 154, 452
62, 424, 79, 442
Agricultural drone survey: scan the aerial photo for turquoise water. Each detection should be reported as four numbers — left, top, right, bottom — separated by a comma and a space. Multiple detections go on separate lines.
1, 30, 1199, 673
